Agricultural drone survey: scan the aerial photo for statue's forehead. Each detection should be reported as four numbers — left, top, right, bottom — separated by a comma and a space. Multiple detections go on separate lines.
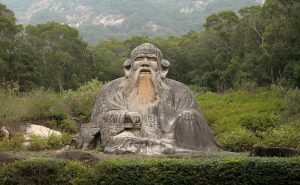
133, 53, 158, 61
131, 43, 163, 61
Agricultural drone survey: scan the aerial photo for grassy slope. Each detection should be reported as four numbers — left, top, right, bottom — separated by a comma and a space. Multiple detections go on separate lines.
197, 90, 283, 136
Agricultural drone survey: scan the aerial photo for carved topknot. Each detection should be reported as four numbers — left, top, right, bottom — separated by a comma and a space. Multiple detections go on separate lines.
131, 43, 163, 62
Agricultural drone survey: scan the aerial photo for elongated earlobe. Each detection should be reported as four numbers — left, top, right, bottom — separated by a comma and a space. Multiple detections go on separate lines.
160, 59, 170, 79
123, 59, 131, 78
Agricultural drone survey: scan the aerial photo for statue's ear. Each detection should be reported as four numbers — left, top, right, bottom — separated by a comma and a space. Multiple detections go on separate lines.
123, 59, 131, 78
160, 59, 170, 79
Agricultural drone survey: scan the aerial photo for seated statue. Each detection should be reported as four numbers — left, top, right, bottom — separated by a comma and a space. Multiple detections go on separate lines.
78, 43, 220, 155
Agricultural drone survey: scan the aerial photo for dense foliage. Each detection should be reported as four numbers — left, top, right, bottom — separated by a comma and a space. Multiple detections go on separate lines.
0, 157, 300, 185
0, 0, 299, 91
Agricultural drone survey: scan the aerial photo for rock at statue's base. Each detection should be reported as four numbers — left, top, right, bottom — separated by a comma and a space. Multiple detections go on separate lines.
53, 150, 100, 163
251, 146, 300, 157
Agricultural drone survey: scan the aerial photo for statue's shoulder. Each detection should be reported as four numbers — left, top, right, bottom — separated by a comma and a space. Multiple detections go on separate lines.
101, 77, 126, 92
165, 78, 192, 92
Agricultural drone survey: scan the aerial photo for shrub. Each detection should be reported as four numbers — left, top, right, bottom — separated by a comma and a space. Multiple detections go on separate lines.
44, 120, 59, 130
0, 93, 29, 124
282, 88, 300, 121
240, 113, 280, 133
0, 157, 300, 185
28, 135, 49, 151
260, 122, 300, 148
47, 134, 64, 149
28, 134, 74, 151
58, 161, 90, 185
65, 79, 102, 123
218, 127, 258, 152
25, 89, 64, 121
90, 158, 300, 185
0, 158, 89, 185
0, 134, 24, 152
59, 119, 78, 134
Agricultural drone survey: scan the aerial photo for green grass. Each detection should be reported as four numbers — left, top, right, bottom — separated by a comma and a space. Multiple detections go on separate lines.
197, 89, 284, 135
196, 88, 300, 151
0, 81, 299, 152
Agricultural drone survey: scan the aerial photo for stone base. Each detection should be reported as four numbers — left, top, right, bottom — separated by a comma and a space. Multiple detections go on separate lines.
104, 131, 175, 155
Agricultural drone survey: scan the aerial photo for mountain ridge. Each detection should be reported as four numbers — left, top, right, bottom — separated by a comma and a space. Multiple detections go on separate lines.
0, 0, 263, 44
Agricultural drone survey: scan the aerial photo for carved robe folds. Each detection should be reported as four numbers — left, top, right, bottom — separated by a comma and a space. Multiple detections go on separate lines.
89, 78, 220, 155
78, 43, 220, 155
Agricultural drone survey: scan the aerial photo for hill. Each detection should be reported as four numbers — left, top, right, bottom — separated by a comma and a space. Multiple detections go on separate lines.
0, 0, 263, 44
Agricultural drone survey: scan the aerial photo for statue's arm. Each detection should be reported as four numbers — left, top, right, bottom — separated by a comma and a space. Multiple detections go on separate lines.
91, 81, 141, 124
171, 81, 201, 119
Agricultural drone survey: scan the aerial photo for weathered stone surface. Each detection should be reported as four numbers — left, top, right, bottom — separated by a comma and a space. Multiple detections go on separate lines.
0, 126, 9, 141
78, 43, 220, 155
23, 124, 62, 140
53, 150, 100, 163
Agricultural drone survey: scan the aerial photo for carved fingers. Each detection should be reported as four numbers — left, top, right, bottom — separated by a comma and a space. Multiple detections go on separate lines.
125, 112, 142, 123
179, 110, 198, 120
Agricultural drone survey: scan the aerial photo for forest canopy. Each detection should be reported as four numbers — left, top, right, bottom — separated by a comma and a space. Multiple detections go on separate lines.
0, 0, 299, 92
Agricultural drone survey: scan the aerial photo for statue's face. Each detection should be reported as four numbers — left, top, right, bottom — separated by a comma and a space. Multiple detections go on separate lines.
132, 56, 158, 74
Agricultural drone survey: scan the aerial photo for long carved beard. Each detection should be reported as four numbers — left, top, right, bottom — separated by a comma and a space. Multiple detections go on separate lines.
125, 70, 158, 113
137, 74, 156, 104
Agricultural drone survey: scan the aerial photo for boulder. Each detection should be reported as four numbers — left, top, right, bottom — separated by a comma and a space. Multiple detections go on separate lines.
251, 146, 300, 157
0, 126, 9, 140
23, 124, 62, 140
53, 150, 100, 163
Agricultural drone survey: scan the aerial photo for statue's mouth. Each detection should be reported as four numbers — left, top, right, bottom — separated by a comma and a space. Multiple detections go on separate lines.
140, 68, 151, 74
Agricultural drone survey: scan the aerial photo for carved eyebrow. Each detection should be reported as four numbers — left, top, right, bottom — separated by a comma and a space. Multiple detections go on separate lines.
147, 57, 157, 61
135, 57, 144, 60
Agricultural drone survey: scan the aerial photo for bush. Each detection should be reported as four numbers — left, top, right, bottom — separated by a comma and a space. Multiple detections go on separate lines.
282, 88, 300, 121
218, 128, 258, 152
0, 134, 24, 152
65, 79, 102, 123
26, 89, 66, 121
58, 161, 90, 184
260, 122, 300, 148
28, 135, 49, 151
90, 158, 300, 185
1, 157, 299, 185
0, 158, 89, 185
59, 119, 78, 134
28, 134, 73, 151
0, 93, 29, 124
240, 113, 280, 133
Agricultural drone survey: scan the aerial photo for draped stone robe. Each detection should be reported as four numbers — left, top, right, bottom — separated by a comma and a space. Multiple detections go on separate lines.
89, 77, 219, 154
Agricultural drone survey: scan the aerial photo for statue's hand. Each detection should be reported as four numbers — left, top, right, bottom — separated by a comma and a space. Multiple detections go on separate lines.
179, 110, 197, 120
125, 112, 142, 123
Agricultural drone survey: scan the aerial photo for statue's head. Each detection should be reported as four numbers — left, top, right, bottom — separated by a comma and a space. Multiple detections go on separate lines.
123, 43, 170, 106
123, 43, 170, 79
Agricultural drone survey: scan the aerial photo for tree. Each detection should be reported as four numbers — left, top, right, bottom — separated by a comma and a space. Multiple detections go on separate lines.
25, 22, 91, 91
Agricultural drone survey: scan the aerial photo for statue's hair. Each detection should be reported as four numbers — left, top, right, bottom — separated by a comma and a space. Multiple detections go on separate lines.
130, 43, 163, 63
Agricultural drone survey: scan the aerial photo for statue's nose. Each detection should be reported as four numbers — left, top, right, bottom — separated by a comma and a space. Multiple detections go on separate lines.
141, 59, 150, 67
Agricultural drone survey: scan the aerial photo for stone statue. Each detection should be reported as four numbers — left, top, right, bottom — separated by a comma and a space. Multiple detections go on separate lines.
78, 43, 220, 155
